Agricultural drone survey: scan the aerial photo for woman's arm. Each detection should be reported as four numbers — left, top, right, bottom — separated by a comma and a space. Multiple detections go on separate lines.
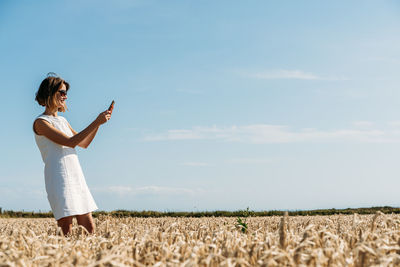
68, 123, 99, 149
34, 111, 111, 148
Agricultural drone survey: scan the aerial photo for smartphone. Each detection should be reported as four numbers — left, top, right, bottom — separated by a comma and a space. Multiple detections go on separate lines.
108, 100, 115, 113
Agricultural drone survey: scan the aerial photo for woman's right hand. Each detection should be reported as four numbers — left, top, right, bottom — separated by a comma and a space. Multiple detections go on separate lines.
96, 110, 112, 125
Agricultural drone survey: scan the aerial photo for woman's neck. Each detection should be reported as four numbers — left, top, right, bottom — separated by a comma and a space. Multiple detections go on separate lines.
43, 107, 58, 117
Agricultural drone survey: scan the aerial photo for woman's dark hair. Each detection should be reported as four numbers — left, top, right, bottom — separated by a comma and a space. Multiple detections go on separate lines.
35, 73, 70, 112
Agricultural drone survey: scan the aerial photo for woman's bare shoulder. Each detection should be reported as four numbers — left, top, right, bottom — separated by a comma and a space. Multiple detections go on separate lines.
33, 118, 52, 135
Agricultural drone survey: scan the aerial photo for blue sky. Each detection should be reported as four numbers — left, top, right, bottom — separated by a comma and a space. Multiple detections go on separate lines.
1, 0, 400, 212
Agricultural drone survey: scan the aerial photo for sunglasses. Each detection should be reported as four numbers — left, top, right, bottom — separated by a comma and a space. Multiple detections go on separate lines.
58, 90, 67, 97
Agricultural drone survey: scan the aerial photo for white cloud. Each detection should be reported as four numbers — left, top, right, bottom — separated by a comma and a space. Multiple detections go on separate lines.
175, 88, 203, 94
364, 57, 400, 64
144, 129, 204, 141
92, 185, 205, 196
227, 158, 273, 164
144, 123, 400, 144
181, 162, 210, 167
241, 69, 348, 81
353, 121, 374, 128
249, 70, 320, 80
0, 187, 46, 198
388, 121, 400, 127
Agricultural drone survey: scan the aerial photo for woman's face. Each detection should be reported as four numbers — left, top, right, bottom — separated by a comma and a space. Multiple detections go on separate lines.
56, 83, 68, 109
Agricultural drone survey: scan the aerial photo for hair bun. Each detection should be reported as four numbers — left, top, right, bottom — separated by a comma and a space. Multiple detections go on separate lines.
47, 72, 59, 78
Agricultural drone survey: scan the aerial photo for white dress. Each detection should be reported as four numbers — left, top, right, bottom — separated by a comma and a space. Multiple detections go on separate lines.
33, 114, 98, 220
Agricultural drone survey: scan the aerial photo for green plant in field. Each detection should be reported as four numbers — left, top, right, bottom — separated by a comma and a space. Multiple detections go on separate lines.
236, 217, 248, 233
236, 207, 251, 233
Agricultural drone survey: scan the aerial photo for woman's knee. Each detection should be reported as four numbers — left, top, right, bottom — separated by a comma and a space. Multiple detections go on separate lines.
57, 216, 73, 226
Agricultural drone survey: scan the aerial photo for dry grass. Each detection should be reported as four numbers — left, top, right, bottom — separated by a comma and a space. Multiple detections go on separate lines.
1, 213, 400, 266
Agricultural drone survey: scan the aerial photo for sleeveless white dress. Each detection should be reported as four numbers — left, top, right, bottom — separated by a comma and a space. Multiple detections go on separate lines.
33, 114, 98, 220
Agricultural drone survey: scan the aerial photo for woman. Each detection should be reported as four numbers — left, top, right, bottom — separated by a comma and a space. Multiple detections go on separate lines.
33, 73, 112, 235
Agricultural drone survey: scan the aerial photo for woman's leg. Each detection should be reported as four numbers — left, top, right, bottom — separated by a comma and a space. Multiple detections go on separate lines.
57, 216, 74, 236
76, 212, 95, 234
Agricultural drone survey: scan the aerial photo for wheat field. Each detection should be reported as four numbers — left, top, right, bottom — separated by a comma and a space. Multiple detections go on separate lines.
1, 213, 400, 266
